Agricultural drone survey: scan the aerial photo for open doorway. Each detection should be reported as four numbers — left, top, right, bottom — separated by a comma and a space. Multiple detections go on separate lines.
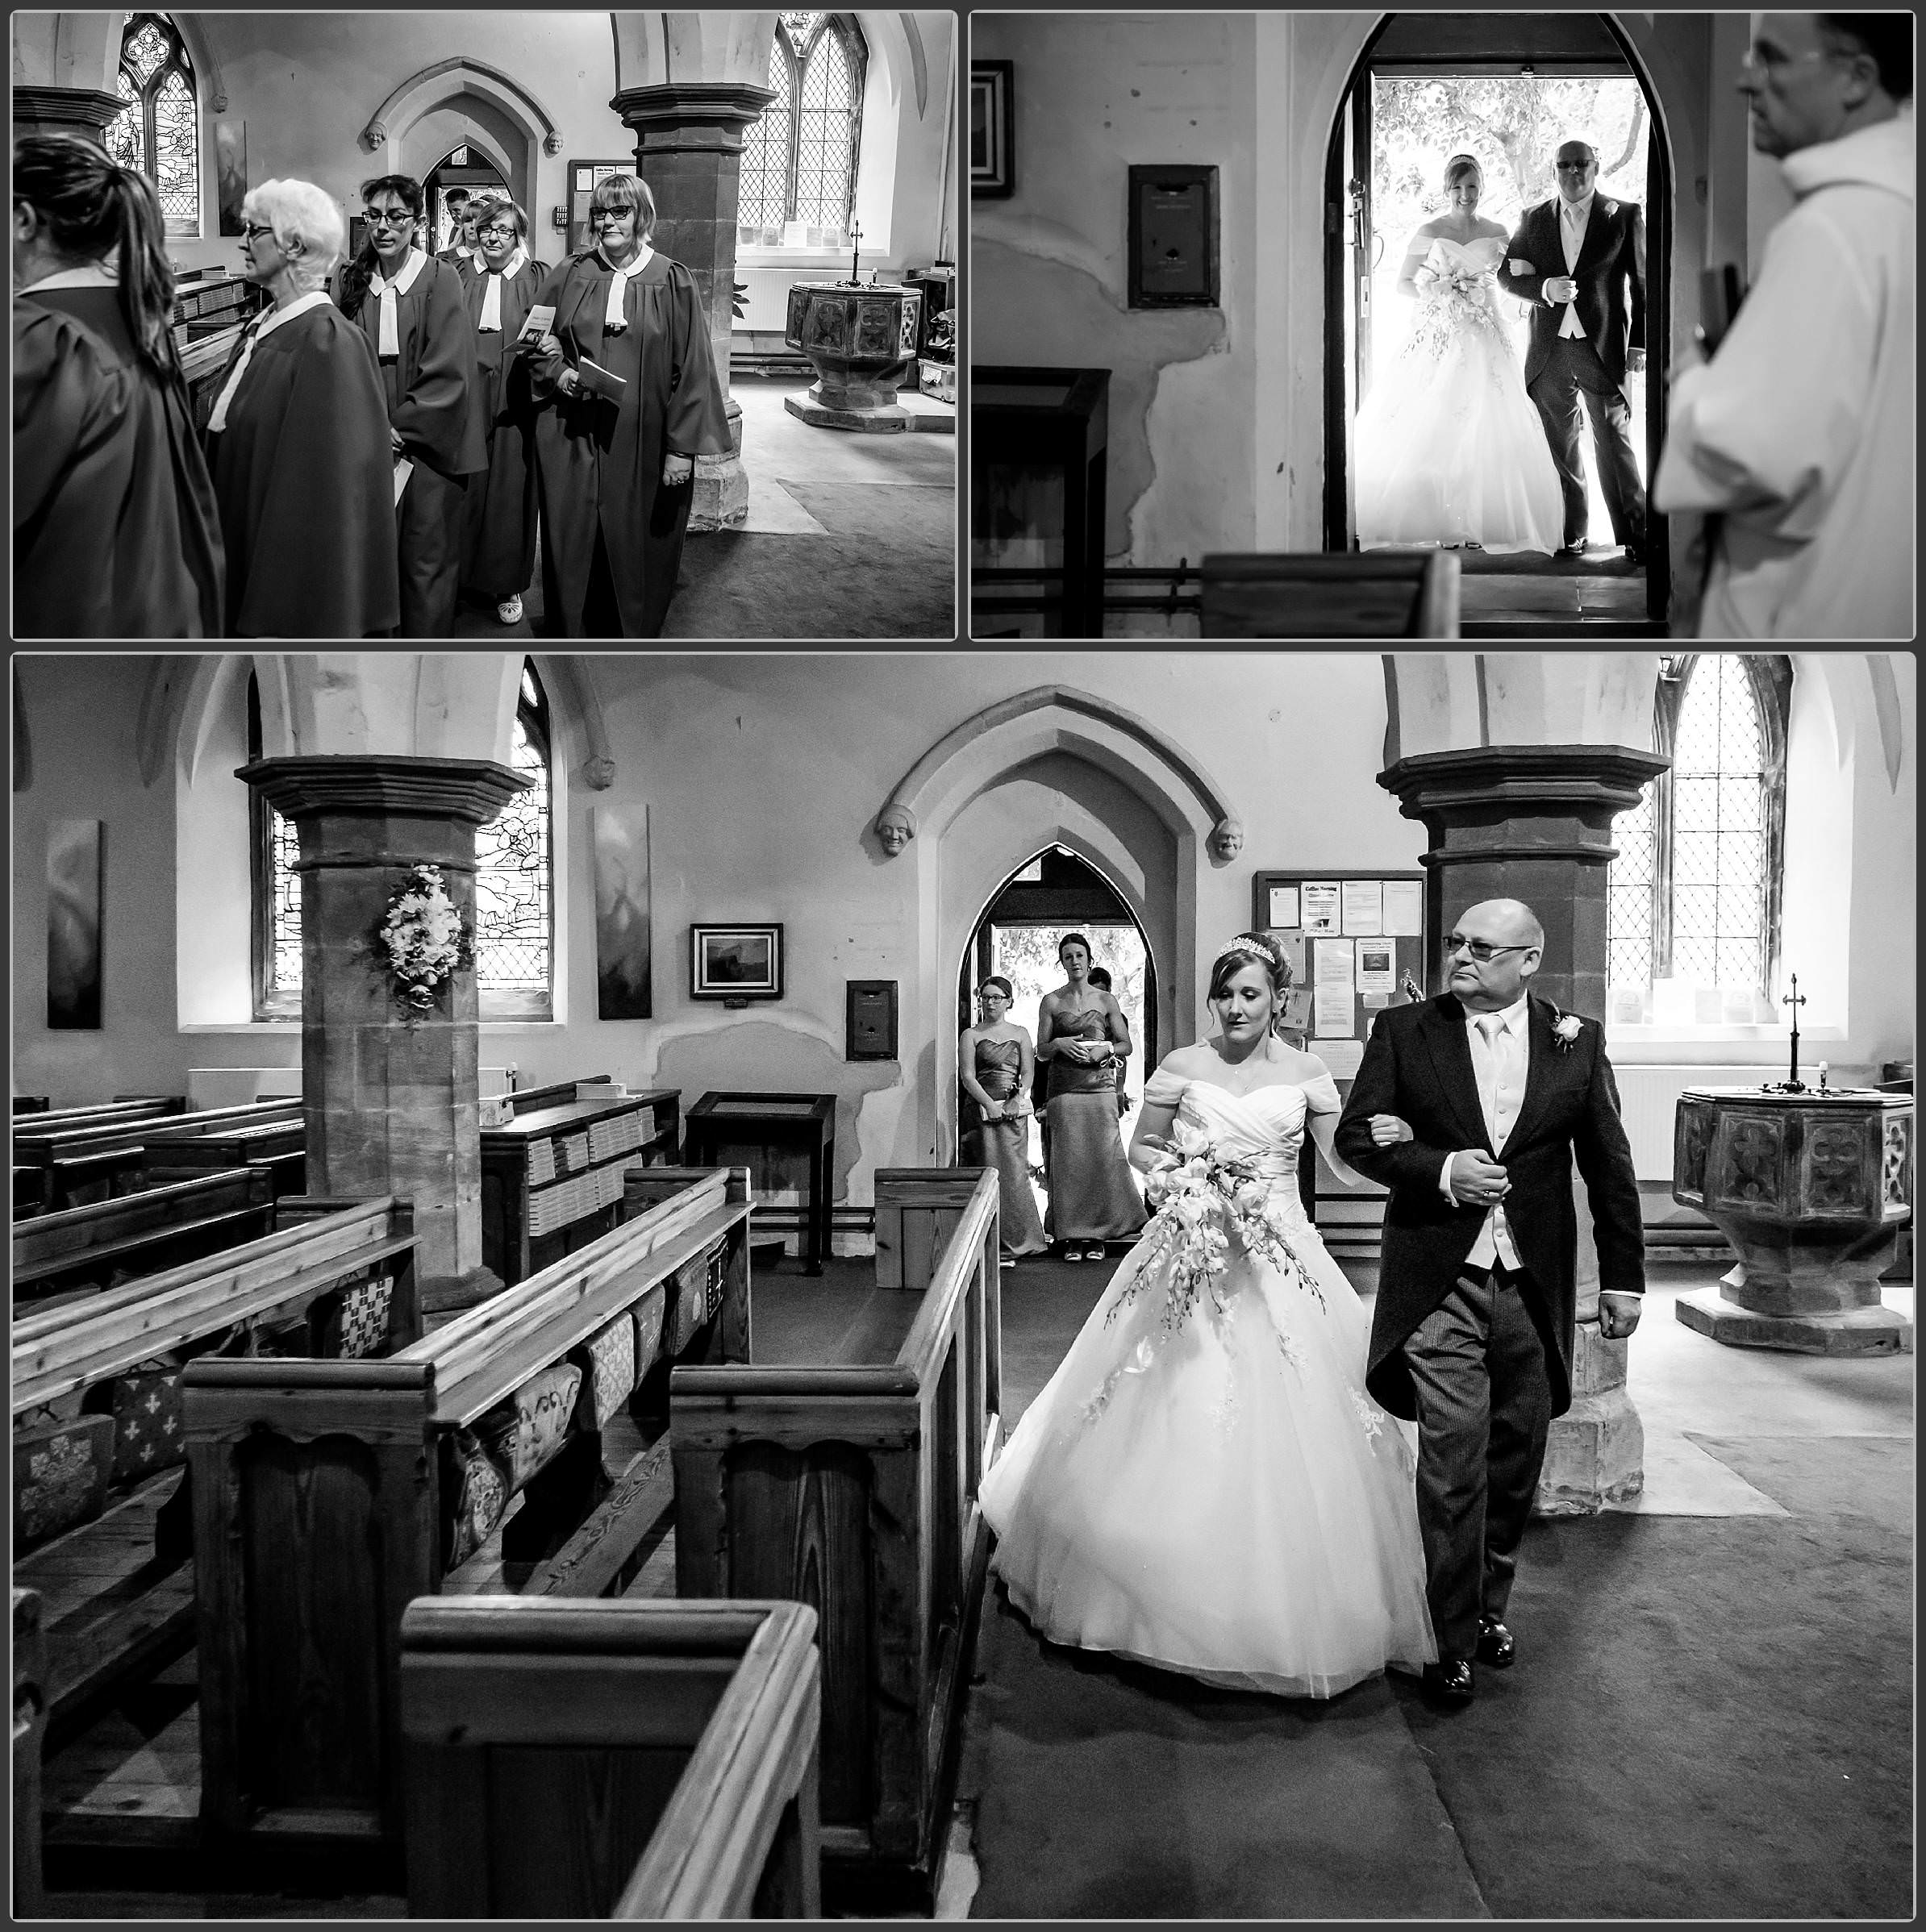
956, 845, 1157, 1190
1325, 12, 1672, 635
423, 143, 508, 252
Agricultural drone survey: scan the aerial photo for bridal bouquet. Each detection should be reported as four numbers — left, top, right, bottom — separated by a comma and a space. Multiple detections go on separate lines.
1107, 1114, 1326, 1339
1409, 257, 1503, 359
372, 864, 472, 1014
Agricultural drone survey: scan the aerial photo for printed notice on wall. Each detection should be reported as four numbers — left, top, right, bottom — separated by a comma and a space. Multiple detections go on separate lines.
1314, 990, 1356, 1037
1356, 940, 1397, 995
1269, 933, 1306, 985
1267, 885, 1300, 929
1313, 1038, 1365, 1081
1340, 879, 1383, 935
1299, 882, 1340, 935
1312, 938, 1355, 1038
1382, 879, 1424, 936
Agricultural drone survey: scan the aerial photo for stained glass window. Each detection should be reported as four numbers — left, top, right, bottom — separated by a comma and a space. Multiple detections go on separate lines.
1606, 655, 1787, 1021
737, 14, 866, 244
253, 662, 555, 1020
473, 668, 553, 1007
106, 15, 198, 239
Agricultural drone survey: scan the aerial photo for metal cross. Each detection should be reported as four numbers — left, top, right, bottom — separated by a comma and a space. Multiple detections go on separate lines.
848, 220, 864, 284
1781, 973, 1807, 1091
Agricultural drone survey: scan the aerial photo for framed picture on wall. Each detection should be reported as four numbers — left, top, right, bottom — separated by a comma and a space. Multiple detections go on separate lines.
1128, 163, 1220, 307
971, 61, 1014, 198
690, 923, 785, 1001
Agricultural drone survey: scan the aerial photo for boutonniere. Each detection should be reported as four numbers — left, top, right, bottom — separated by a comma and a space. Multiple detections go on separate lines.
1604, 202, 1619, 219
1546, 1004, 1585, 1054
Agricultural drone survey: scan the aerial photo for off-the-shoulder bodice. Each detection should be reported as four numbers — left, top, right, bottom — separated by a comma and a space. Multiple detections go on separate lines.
1426, 233, 1507, 269
1141, 1068, 1340, 1175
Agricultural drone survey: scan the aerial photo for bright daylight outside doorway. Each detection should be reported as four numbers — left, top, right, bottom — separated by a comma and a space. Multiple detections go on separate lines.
1359, 70, 1651, 623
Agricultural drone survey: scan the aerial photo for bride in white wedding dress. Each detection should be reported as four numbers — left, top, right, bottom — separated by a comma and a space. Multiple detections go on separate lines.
978, 933, 1436, 1699
1353, 152, 1565, 554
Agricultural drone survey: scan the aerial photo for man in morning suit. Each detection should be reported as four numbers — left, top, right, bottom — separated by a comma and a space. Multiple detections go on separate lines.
1335, 900, 1646, 1705
1497, 140, 1649, 562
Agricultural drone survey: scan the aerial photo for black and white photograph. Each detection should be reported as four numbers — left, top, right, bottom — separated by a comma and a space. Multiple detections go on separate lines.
9, 648, 1914, 1920
969, 10, 1915, 641
13, 9, 958, 640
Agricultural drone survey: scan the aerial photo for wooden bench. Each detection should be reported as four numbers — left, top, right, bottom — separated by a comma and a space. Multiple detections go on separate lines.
1200, 550, 1461, 638
182, 1167, 753, 1847
142, 1121, 307, 1197
11, 1168, 277, 1305
14, 1588, 46, 1917
14, 1097, 182, 1134
670, 1166, 1001, 1884
402, 1597, 820, 1918
14, 1100, 300, 1213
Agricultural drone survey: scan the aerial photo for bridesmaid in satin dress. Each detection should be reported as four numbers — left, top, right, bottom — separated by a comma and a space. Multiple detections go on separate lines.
959, 976, 1049, 1265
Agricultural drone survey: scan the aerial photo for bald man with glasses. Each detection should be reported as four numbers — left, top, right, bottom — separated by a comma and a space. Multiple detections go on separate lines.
1336, 899, 1645, 1705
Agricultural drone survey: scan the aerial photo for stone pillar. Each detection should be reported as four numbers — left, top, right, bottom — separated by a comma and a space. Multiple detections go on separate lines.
240, 756, 530, 1310
12, 85, 123, 142
1378, 742, 1670, 1514
613, 79, 776, 531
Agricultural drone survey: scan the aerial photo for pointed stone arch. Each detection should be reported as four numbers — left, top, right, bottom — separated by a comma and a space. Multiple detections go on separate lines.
360, 57, 564, 223
874, 686, 1240, 1164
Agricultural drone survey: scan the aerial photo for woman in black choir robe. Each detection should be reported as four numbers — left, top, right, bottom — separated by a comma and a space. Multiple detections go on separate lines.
458, 194, 548, 626
202, 177, 398, 637
526, 173, 732, 638
12, 135, 223, 638
339, 174, 489, 639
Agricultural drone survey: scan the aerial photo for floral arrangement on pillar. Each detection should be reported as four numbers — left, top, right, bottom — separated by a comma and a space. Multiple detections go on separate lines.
372, 864, 473, 1017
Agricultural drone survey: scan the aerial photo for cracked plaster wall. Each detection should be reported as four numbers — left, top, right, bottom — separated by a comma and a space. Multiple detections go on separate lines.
972, 13, 1257, 564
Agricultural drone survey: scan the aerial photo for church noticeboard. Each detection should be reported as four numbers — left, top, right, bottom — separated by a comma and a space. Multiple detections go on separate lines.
1128, 164, 1219, 308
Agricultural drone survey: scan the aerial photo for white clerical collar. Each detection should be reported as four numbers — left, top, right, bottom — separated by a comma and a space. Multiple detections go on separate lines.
18, 260, 119, 295
256, 289, 331, 339
595, 243, 655, 276
1465, 993, 1530, 1035
486, 248, 527, 281
371, 247, 427, 294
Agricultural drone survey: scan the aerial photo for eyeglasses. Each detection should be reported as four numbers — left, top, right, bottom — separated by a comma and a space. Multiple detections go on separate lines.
1555, 160, 1595, 173
978, 992, 1011, 1005
597, 205, 638, 220
476, 224, 516, 242
365, 209, 415, 229
242, 223, 277, 244
1443, 935, 1535, 964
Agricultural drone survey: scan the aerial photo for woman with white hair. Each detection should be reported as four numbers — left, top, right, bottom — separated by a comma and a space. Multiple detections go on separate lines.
458, 193, 548, 626
202, 177, 398, 635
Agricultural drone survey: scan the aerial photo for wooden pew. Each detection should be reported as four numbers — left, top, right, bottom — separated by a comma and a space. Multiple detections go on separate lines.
670, 1166, 1001, 1887
182, 1167, 752, 1847
11, 1167, 277, 1305
14, 1099, 300, 1213
14, 1164, 48, 1221
15, 1097, 181, 1134
1199, 551, 1461, 638
14, 1095, 51, 1114
142, 1121, 307, 1197
12, 1195, 422, 1759
402, 1597, 821, 1918
14, 1588, 46, 1917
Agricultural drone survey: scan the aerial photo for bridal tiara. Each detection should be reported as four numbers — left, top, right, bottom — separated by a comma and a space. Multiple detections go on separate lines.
1214, 935, 1279, 967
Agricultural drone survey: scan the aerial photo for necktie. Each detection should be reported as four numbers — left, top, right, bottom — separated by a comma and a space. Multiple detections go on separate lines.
1478, 1014, 1518, 1147
1558, 203, 1586, 339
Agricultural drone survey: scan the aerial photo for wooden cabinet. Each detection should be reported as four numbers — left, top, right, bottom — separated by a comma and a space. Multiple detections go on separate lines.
683, 1093, 836, 1275
481, 1088, 680, 1287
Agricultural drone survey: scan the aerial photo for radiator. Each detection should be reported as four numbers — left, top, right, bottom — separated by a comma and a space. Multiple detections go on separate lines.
1613, 1065, 1764, 1180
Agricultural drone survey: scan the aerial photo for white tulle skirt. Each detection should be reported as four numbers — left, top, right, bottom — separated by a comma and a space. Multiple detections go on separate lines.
979, 1201, 1436, 1698
1354, 293, 1565, 555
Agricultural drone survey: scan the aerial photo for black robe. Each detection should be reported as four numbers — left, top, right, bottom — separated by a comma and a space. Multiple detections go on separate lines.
349, 254, 490, 637
527, 249, 732, 638
204, 300, 400, 638
14, 288, 224, 639
458, 255, 549, 602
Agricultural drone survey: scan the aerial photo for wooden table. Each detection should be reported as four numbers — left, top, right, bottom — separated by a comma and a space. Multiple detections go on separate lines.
684, 1093, 837, 1275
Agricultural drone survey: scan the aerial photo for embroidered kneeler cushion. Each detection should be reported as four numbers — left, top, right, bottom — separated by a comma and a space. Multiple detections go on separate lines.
15, 1413, 116, 1550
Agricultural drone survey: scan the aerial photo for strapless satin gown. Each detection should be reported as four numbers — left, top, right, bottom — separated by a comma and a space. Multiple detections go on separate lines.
964, 1038, 1048, 1259
1044, 1010, 1145, 1246
980, 1068, 1436, 1698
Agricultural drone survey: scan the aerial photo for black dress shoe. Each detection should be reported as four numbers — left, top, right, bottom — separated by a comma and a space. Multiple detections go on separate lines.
1476, 1616, 1516, 1669
1422, 1658, 1475, 1705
